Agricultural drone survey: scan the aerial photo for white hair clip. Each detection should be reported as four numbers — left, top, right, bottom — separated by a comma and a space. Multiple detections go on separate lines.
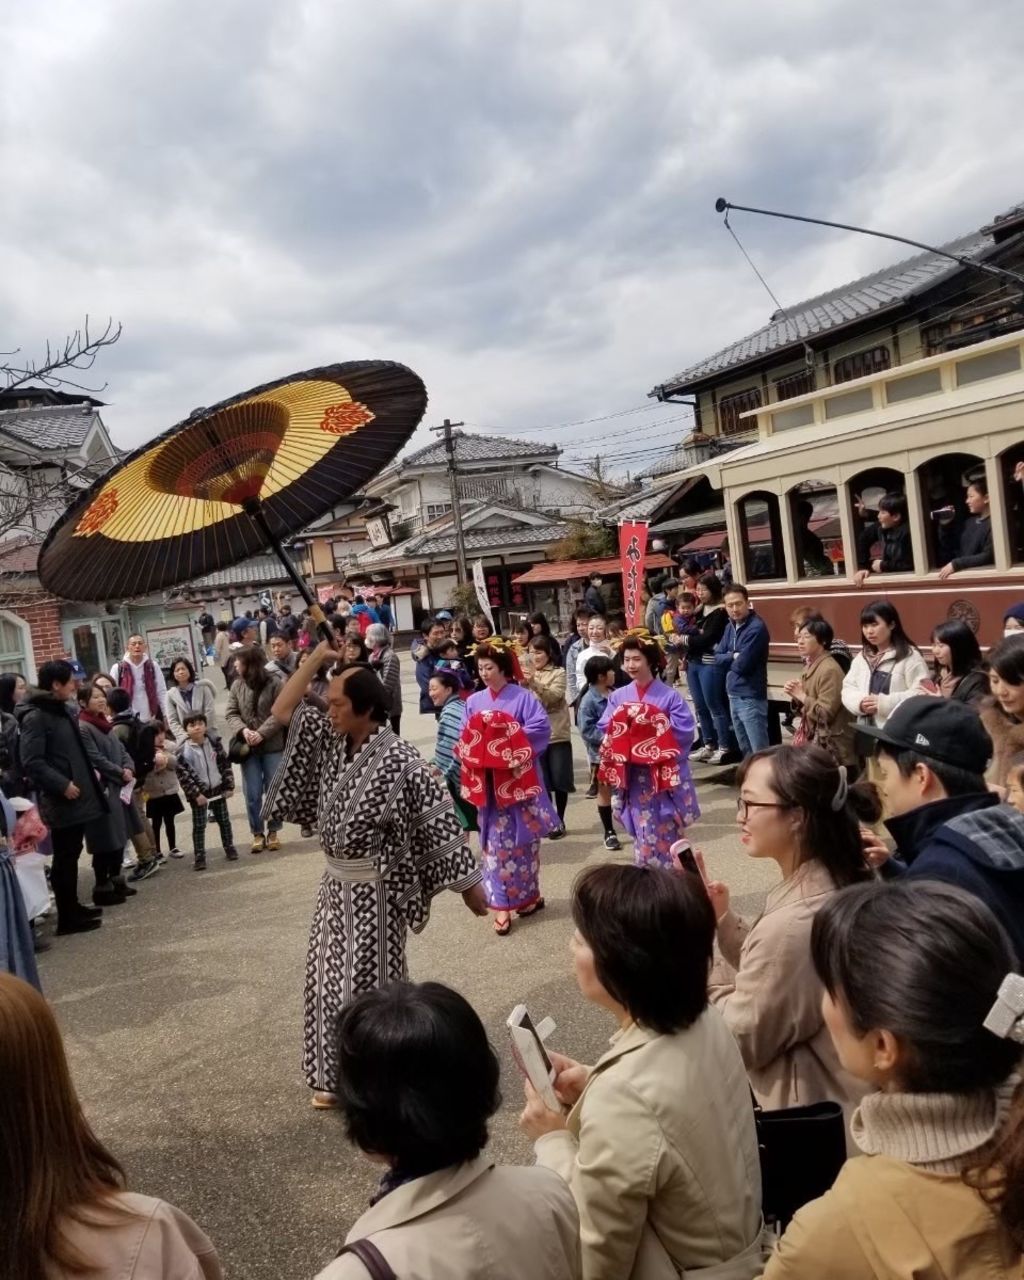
830, 765, 849, 812
984, 974, 1024, 1043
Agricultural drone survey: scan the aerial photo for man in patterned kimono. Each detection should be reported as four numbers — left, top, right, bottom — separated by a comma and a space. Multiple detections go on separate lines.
265, 641, 487, 1108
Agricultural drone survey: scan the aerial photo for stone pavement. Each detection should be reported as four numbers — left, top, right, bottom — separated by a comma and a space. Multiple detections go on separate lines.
36, 667, 776, 1280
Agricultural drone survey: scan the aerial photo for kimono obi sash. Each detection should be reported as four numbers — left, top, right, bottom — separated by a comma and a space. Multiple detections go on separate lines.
456, 708, 543, 808
324, 856, 382, 884
598, 700, 681, 792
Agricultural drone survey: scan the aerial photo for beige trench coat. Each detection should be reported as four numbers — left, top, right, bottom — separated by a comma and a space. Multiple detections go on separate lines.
316, 1156, 581, 1279
709, 860, 868, 1129
763, 1153, 1022, 1278
53, 1192, 221, 1279
534, 1016, 765, 1280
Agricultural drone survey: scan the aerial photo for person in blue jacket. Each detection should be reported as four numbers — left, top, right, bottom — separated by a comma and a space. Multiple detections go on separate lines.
714, 583, 770, 757
860, 697, 1024, 965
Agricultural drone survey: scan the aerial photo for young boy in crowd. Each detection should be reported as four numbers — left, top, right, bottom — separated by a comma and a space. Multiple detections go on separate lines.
663, 590, 699, 685
106, 686, 162, 879
435, 639, 473, 698
176, 712, 237, 870
578, 657, 621, 853
1008, 753, 1024, 816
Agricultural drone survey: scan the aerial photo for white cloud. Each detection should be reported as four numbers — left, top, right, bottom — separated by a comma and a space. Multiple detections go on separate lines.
3, 0, 1023, 479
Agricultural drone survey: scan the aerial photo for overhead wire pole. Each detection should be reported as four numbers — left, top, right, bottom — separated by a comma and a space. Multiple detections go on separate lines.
430, 417, 469, 582
714, 198, 1024, 291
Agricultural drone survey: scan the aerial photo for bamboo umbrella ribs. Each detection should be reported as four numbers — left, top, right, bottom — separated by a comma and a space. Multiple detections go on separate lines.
38, 361, 427, 620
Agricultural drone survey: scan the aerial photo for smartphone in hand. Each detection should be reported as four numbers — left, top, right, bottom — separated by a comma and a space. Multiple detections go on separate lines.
507, 1004, 560, 1111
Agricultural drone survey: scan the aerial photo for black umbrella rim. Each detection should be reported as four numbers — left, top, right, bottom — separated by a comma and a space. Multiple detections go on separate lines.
38, 359, 426, 600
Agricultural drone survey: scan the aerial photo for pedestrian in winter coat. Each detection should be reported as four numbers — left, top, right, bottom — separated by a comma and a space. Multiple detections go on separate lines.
783, 616, 855, 766
763, 880, 1024, 1279
366, 623, 402, 733
982, 636, 1024, 789
76, 682, 140, 905
841, 600, 928, 730
521, 864, 764, 1280
860, 697, 1024, 966
17, 661, 108, 935
714, 584, 770, 756
225, 647, 284, 852
702, 745, 877, 1137
583, 573, 607, 617
164, 657, 219, 744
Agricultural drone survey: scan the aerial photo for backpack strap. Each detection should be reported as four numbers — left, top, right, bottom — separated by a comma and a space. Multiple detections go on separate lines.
335, 1238, 397, 1279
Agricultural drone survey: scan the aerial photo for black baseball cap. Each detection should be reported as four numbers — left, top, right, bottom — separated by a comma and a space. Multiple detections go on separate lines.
859, 696, 992, 773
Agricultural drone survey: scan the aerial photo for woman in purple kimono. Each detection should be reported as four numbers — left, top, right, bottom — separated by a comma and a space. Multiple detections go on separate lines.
598, 632, 700, 868
456, 641, 558, 935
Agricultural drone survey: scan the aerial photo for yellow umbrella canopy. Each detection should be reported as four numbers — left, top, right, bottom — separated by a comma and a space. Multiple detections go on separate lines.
39, 361, 426, 602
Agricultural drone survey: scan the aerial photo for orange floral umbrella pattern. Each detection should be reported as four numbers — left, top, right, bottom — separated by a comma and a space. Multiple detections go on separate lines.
38, 361, 426, 602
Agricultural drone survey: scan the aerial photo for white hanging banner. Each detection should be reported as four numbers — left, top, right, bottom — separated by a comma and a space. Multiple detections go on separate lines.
471, 559, 495, 626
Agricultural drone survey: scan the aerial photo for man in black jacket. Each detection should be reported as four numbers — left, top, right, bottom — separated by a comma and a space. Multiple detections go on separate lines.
18, 660, 108, 935
860, 697, 1024, 964
583, 573, 607, 617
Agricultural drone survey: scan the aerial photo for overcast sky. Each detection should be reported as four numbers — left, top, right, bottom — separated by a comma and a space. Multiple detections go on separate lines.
3, 0, 1024, 478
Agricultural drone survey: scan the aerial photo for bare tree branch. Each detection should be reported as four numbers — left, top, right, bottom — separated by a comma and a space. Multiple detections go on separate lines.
1, 316, 122, 395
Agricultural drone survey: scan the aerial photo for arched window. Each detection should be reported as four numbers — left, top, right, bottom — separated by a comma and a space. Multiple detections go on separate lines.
1000, 442, 1024, 566
736, 491, 786, 581
915, 452, 987, 571
787, 480, 841, 578
847, 467, 909, 575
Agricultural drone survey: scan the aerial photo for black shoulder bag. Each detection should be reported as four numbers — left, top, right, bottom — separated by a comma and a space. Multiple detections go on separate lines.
753, 1095, 847, 1232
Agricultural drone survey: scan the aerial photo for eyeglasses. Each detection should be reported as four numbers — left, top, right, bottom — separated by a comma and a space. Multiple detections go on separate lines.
736, 798, 793, 819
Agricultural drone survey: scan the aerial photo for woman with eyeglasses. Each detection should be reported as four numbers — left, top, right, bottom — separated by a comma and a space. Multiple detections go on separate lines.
696, 743, 879, 1128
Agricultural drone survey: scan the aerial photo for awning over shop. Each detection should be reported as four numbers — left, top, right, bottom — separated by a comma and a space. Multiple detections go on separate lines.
679, 516, 839, 552
512, 552, 674, 586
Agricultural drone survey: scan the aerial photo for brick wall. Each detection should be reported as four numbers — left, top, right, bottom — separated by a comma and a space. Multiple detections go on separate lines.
12, 598, 64, 666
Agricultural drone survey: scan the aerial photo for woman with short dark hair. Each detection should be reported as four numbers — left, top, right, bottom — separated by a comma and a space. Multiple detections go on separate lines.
521, 864, 764, 1280
267, 645, 486, 1109
163, 656, 219, 745
763, 880, 1024, 1277
317, 981, 579, 1279
701, 743, 878, 1123
784, 615, 856, 765
682, 573, 736, 764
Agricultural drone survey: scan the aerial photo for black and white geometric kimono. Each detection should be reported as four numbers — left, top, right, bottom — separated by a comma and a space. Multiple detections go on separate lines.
264, 703, 482, 1092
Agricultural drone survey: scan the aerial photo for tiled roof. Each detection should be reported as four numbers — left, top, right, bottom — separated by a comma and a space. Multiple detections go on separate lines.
188, 554, 295, 589
655, 225, 1005, 392
387, 430, 559, 473
0, 537, 42, 574
356, 519, 567, 568
601, 483, 677, 521
0, 403, 102, 451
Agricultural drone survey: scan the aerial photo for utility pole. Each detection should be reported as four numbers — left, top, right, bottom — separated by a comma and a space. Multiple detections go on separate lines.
430, 417, 469, 582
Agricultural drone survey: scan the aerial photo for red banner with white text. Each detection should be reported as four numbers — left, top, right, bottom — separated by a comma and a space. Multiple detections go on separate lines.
618, 520, 649, 630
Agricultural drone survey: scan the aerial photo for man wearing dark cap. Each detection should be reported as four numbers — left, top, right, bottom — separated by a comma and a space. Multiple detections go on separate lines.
861, 696, 1024, 963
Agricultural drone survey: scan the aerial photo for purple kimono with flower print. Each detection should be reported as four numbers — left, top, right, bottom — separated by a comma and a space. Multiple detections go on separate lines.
598, 677, 700, 868
464, 683, 558, 910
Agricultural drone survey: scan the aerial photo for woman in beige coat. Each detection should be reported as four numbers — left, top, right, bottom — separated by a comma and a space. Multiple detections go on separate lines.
317, 980, 580, 1280
524, 634, 575, 838
521, 864, 764, 1280
783, 616, 855, 767
765, 880, 1024, 1278
0, 972, 221, 1280
700, 744, 878, 1122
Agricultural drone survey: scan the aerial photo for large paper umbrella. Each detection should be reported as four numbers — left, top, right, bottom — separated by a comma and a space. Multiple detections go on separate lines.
39, 361, 426, 620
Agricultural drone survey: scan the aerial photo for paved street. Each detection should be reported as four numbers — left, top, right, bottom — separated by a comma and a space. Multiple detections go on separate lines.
37, 668, 776, 1280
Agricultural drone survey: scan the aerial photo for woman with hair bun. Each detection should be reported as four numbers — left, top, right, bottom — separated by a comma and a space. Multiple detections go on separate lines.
456, 640, 558, 936
699, 743, 878, 1124
764, 880, 1024, 1277
596, 631, 699, 868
